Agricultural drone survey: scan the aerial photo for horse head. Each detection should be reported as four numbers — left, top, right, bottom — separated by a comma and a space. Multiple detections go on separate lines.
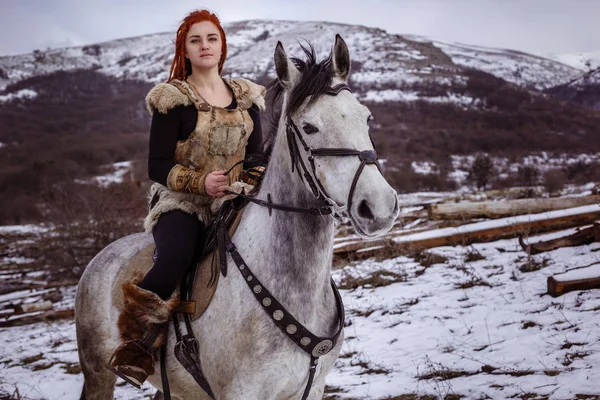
272, 35, 400, 236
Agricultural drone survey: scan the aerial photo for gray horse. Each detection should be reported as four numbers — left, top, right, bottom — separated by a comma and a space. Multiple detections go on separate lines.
75, 35, 399, 400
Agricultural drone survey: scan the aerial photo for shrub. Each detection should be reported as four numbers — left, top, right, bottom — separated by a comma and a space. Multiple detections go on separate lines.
467, 154, 494, 190
543, 169, 567, 194
517, 165, 539, 187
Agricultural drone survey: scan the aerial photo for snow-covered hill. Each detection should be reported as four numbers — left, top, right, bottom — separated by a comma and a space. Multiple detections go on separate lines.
0, 19, 586, 100
547, 50, 600, 72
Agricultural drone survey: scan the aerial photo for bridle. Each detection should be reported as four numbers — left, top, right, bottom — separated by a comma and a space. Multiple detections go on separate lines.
235, 83, 383, 229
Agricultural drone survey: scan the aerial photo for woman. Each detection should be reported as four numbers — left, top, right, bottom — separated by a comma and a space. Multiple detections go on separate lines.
108, 9, 266, 388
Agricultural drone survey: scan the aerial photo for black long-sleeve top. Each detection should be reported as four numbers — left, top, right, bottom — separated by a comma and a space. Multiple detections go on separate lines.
148, 98, 263, 186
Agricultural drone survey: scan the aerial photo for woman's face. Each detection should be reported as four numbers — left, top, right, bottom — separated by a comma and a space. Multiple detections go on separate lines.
185, 21, 222, 72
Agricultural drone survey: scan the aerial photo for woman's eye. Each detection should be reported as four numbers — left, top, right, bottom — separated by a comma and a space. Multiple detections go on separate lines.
302, 123, 319, 134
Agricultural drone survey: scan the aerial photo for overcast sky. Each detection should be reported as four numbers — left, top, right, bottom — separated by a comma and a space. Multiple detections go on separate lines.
1, 0, 598, 57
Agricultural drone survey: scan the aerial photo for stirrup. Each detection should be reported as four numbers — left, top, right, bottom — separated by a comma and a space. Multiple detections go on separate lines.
107, 340, 154, 389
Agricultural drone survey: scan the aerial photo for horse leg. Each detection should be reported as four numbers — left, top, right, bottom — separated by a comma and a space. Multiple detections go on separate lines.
76, 308, 117, 399
78, 368, 116, 400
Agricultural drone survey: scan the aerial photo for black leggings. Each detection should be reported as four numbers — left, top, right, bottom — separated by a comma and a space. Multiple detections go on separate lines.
139, 210, 205, 300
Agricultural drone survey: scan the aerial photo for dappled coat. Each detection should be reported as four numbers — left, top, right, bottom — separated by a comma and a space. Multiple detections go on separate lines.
143, 78, 266, 232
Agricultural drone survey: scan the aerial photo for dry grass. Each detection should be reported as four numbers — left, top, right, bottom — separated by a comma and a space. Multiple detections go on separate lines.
519, 256, 550, 273
338, 270, 407, 290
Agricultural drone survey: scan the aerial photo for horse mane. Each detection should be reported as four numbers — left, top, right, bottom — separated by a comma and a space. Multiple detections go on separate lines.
260, 42, 335, 166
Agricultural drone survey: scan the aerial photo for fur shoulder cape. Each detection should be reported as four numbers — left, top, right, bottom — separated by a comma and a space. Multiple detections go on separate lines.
145, 78, 266, 115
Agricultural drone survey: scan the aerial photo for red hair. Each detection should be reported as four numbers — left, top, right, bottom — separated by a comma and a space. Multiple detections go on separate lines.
168, 9, 227, 81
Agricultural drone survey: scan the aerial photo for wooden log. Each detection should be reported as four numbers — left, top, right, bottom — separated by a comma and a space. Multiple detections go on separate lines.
336, 205, 600, 258
428, 195, 600, 220
519, 224, 597, 255
15, 300, 53, 314
334, 221, 443, 254
0, 309, 74, 327
547, 263, 600, 297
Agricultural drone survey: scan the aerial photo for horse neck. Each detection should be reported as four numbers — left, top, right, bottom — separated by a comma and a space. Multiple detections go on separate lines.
252, 121, 336, 320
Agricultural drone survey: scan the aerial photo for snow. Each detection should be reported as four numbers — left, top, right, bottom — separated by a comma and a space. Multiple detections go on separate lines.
360, 89, 480, 108
362, 89, 419, 102
547, 50, 600, 71
0, 219, 600, 399
0, 89, 37, 103
394, 204, 600, 244
328, 234, 600, 399
0, 256, 35, 265
412, 161, 435, 174
73, 161, 133, 187
431, 40, 581, 90
0, 224, 49, 234
93, 161, 133, 186
553, 264, 600, 282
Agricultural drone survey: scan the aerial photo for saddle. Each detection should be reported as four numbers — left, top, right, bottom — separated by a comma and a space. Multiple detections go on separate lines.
119, 197, 247, 321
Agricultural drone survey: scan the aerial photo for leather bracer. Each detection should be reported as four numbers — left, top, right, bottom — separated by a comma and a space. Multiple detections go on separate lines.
166, 164, 208, 196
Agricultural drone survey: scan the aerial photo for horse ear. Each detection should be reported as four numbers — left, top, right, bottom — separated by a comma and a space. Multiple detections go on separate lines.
332, 34, 350, 81
274, 41, 300, 90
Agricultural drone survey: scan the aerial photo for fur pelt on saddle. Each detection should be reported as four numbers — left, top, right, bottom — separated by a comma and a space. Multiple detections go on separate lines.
117, 279, 179, 346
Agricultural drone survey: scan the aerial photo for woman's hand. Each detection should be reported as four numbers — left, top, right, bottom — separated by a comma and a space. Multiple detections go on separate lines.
204, 170, 228, 197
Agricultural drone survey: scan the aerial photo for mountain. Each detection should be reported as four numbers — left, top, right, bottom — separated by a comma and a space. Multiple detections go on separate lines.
0, 20, 584, 93
1, 20, 599, 223
2, 19, 596, 110
1, 19, 599, 153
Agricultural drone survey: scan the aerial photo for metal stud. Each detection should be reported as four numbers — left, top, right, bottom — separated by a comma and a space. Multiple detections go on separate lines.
253, 285, 262, 294
247, 275, 253, 282
312, 340, 333, 357
286, 324, 297, 334
239, 264, 245, 270
273, 310, 284, 321
300, 337, 311, 346
262, 298, 271, 307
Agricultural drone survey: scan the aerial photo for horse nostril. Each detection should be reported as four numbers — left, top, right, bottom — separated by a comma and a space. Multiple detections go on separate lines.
358, 200, 375, 220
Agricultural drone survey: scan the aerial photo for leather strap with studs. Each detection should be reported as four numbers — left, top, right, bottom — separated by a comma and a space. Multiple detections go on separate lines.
223, 233, 345, 359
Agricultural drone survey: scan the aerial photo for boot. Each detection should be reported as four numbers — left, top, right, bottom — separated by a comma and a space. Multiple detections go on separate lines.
107, 281, 179, 388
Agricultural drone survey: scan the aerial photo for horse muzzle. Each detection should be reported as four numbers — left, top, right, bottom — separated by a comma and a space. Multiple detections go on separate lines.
349, 185, 399, 237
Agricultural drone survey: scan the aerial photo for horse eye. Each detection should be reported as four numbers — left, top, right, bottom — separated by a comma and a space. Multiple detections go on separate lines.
302, 123, 319, 134
367, 115, 374, 124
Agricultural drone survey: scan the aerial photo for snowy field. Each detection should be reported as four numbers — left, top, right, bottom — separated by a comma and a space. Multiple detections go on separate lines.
1, 219, 600, 399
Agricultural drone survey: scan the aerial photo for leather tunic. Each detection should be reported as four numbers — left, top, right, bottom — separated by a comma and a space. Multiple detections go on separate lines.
143, 78, 266, 232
